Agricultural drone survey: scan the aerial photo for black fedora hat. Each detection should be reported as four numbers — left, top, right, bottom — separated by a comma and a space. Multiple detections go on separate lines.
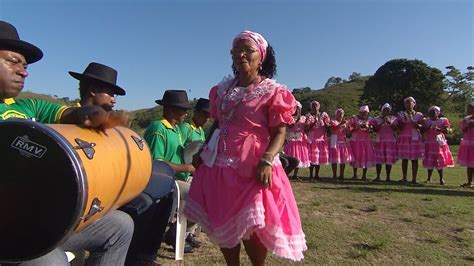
68, 62, 126, 96
0, 21, 43, 64
155, 90, 192, 109
195, 98, 210, 113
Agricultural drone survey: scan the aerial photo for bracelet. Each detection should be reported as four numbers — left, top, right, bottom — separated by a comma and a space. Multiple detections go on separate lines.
263, 152, 274, 159
259, 158, 273, 166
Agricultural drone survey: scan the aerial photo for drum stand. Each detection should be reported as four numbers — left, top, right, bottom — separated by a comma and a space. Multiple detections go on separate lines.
170, 181, 187, 261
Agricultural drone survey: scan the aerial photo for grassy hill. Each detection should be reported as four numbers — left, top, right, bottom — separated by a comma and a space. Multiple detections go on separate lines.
126, 77, 370, 132
15, 79, 465, 143
17, 91, 73, 105
294, 77, 369, 116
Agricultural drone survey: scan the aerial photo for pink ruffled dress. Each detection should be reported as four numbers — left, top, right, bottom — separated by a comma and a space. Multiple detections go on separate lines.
306, 113, 330, 165
457, 115, 474, 167
184, 77, 307, 261
349, 115, 375, 168
284, 116, 310, 168
395, 111, 424, 160
421, 117, 454, 169
328, 119, 354, 164
370, 116, 397, 165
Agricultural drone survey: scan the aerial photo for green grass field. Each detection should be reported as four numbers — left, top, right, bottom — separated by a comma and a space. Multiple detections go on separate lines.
157, 146, 473, 265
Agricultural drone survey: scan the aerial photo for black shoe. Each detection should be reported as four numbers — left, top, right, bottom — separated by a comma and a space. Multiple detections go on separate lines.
182, 243, 194, 253
165, 234, 194, 253
164, 230, 174, 247
186, 234, 202, 248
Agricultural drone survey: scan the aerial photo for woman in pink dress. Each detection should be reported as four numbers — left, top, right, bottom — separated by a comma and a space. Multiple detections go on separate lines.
421, 106, 454, 185
370, 103, 397, 182
185, 31, 306, 264
395, 96, 424, 184
305, 101, 330, 181
349, 105, 375, 181
284, 101, 310, 179
329, 108, 354, 180
458, 102, 474, 188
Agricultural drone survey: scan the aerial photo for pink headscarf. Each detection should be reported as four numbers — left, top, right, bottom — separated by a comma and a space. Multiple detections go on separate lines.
232, 30, 268, 61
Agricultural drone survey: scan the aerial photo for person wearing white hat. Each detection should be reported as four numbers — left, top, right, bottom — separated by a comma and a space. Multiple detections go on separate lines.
348, 105, 375, 181
458, 102, 474, 188
395, 96, 424, 184
305, 101, 330, 181
328, 108, 354, 179
421, 106, 454, 185
371, 103, 398, 182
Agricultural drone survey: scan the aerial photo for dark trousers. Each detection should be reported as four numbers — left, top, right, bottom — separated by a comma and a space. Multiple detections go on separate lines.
122, 191, 174, 264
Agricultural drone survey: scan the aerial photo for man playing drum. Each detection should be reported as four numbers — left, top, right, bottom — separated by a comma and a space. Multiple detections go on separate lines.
70, 62, 126, 111
71, 62, 174, 266
0, 21, 133, 265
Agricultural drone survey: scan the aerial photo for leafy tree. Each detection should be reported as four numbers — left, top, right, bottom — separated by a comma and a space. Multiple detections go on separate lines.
324, 76, 343, 88
349, 72, 362, 81
443, 66, 473, 113
362, 59, 445, 113
292, 87, 311, 94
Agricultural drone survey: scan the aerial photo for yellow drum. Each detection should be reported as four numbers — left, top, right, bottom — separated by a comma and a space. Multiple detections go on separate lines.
0, 119, 152, 262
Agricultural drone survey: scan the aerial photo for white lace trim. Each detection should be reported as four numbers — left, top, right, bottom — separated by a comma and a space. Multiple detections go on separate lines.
185, 198, 307, 261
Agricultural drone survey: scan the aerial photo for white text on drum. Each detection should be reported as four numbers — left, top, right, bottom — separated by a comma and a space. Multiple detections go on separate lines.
11, 135, 47, 158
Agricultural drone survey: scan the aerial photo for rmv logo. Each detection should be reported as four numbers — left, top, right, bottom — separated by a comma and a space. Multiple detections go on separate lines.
11, 135, 47, 158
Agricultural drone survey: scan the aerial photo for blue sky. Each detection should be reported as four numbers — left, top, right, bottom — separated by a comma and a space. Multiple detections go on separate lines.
1, 0, 472, 111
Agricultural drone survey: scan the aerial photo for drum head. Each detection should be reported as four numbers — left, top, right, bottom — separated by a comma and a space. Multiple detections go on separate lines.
0, 120, 85, 262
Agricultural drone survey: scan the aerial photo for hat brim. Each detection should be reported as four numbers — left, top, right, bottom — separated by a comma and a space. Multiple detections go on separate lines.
0, 39, 43, 64
197, 106, 210, 113
155, 100, 193, 110
68, 71, 126, 96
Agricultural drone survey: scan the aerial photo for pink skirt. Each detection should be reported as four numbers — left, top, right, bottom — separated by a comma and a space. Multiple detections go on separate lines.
184, 158, 307, 261
422, 141, 454, 169
284, 140, 310, 168
458, 139, 474, 167
329, 140, 354, 164
373, 140, 397, 165
350, 139, 375, 168
308, 139, 329, 165
397, 135, 424, 160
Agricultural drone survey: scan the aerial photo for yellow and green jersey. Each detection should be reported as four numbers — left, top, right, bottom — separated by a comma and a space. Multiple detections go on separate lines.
0, 98, 68, 123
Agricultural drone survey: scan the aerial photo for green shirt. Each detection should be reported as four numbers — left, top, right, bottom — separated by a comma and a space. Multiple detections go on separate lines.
144, 118, 190, 181
179, 119, 206, 146
0, 98, 68, 123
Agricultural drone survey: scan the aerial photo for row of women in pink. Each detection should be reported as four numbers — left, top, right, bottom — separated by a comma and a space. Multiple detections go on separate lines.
458, 102, 474, 188
184, 31, 306, 265
284, 97, 458, 184
346, 100, 455, 184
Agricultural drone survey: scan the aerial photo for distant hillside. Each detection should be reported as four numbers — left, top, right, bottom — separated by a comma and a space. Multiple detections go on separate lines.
18, 91, 75, 105
294, 77, 369, 117
17, 80, 370, 132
